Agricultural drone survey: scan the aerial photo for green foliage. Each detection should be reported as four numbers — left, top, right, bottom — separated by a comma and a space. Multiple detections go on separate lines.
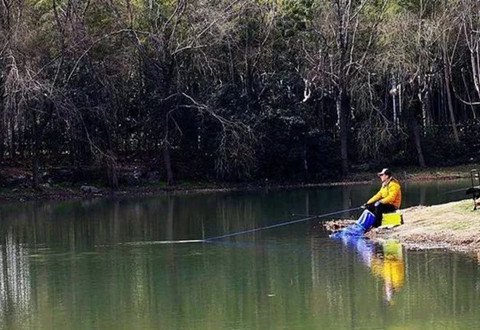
280, 0, 313, 29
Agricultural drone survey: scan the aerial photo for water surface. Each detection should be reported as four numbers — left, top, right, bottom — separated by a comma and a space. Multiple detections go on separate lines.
0, 179, 479, 329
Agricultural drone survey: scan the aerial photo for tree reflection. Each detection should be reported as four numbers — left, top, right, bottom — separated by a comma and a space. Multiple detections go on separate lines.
0, 230, 32, 327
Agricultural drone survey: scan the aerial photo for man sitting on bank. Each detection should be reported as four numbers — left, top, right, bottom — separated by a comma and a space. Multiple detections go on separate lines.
364, 168, 402, 228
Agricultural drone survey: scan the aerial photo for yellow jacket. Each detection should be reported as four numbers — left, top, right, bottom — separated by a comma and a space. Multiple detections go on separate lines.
367, 177, 402, 209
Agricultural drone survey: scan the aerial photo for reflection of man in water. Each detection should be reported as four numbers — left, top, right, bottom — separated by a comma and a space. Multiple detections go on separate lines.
342, 236, 405, 304
370, 241, 405, 304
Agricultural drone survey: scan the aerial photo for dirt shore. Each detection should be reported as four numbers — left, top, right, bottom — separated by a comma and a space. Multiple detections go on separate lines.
373, 200, 480, 253
326, 199, 480, 256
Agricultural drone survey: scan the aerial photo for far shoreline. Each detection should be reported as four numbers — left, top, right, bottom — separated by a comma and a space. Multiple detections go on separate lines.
0, 164, 477, 205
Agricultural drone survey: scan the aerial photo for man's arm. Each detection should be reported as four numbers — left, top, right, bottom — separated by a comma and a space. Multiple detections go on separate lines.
367, 190, 382, 204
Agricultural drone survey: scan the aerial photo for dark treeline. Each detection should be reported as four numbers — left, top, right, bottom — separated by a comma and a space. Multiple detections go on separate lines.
1, 0, 479, 188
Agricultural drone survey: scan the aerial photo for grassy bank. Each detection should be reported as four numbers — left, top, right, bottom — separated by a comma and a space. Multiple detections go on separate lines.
368, 200, 480, 255
325, 199, 480, 256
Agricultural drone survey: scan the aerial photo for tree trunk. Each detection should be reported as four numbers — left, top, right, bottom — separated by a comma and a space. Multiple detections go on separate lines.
392, 93, 398, 129
337, 87, 349, 175
0, 120, 4, 162
398, 84, 403, 124
107, 160, 118, 190
9, 120, 15, 160
411, 120, 426, 168
303, 140, 308, 180
418, 89, 429, 136
163, 144, 175, 186
32, 111, 40, 190
443, 50, 460, 142
461, 69, 477, 119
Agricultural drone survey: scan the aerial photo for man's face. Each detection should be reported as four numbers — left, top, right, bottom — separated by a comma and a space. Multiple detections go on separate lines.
378, 173, 389, 183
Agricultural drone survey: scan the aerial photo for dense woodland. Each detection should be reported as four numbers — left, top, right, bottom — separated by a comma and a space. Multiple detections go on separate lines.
1, 0, 480, 188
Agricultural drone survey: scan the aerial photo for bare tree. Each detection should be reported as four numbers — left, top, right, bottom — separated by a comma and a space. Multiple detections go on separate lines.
305, 0, 388, 174
458, 0, 480, 109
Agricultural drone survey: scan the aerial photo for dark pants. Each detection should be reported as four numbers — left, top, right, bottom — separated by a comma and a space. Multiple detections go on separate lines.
366, 203, 397, 227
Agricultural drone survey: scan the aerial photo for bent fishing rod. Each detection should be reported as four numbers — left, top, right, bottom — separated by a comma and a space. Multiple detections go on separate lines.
132, 206, 362, 245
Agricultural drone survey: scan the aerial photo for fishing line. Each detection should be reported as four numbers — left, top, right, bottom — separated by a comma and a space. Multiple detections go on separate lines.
123, 207, 361, 245
204, 206, 361, 242
443, 188, 468, 194
122, 240, 205, 245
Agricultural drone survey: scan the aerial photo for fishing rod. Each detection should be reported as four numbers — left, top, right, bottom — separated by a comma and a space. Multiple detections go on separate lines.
205, 207, 361, 241
121, 207, 362, 245
443, 188, 468, 194
290, 211, 356, 218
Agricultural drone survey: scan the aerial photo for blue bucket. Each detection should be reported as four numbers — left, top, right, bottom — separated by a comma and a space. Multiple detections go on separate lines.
330, 223, 366, 239
356, 209, 376, 231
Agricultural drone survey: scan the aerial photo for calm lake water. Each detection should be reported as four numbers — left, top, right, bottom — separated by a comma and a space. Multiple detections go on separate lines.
0, 179, 479, 329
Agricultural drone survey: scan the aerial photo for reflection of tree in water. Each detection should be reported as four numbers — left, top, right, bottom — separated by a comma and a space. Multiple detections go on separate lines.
0, 230, 32, 326
341, 236, 405, 304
